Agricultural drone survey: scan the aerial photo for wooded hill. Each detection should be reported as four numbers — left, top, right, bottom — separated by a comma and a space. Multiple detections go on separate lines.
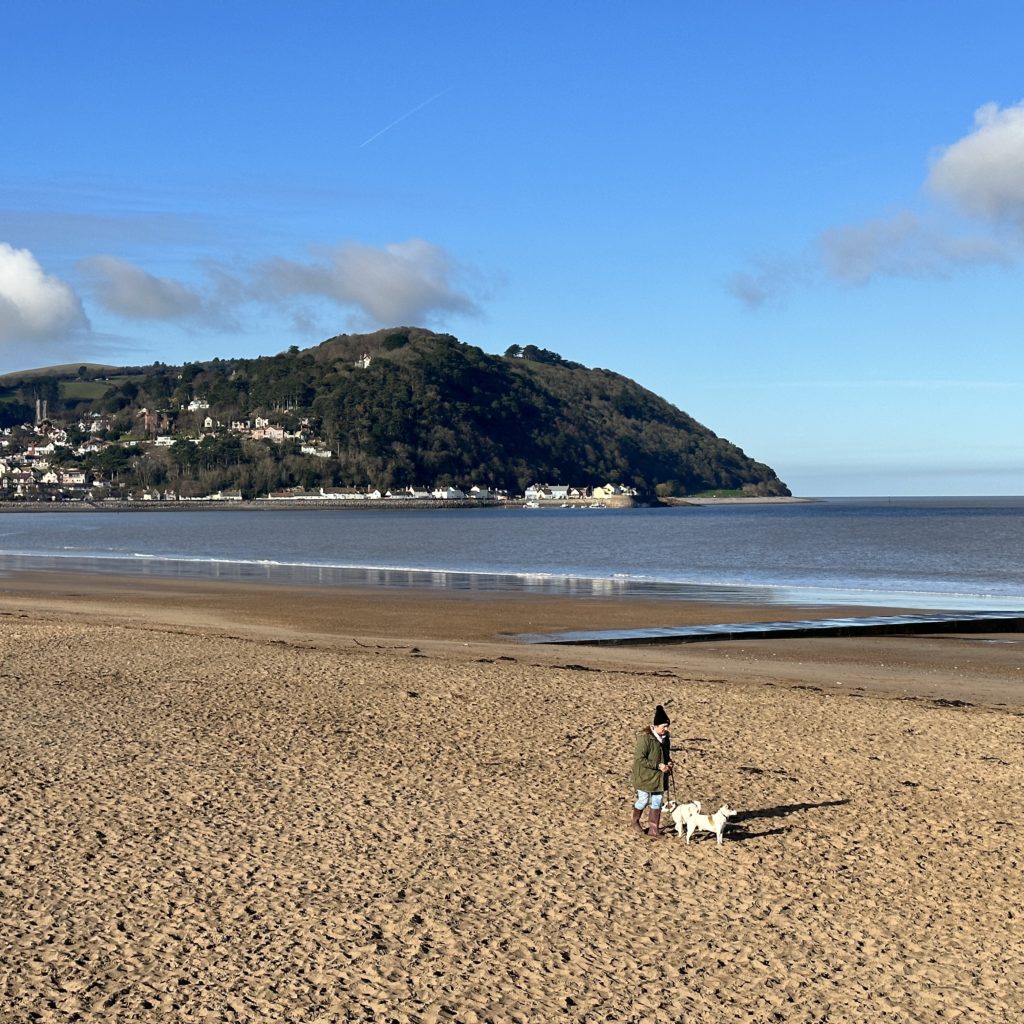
1, 328, 790, 498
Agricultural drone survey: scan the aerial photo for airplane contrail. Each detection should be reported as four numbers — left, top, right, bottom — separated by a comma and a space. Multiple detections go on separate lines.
359, 87, 452, 148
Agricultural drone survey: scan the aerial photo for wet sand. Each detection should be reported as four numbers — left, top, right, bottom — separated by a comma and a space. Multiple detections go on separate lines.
1, 571, 1022, 1021
3, 570, 1022, 707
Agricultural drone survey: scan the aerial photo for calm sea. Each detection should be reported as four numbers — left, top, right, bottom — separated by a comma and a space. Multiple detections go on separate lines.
1, 498, 1023, 611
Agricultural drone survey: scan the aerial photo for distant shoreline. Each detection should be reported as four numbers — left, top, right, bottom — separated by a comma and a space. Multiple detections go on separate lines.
660, 495, 816, 506
0, 498, 502, 513
0, 496, 813, 513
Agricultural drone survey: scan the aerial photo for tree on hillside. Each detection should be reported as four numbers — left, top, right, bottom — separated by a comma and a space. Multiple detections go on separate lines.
0, 402, 34, 428
169, 440, 199, 478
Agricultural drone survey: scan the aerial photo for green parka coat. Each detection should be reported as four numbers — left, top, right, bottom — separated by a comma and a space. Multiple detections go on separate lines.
632, 726, 671, 794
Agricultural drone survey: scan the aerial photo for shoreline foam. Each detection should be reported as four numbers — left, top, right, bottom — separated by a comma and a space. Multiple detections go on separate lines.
2, 552, 1022, 612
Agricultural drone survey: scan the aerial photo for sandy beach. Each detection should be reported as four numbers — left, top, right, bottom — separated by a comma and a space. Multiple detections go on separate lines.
2, 571, 1022, 1022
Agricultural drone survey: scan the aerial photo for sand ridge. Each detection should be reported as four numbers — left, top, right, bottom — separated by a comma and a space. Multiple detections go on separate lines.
2, 613, 1022, 1022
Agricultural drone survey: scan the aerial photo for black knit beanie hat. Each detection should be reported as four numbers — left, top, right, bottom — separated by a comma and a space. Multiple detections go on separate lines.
653, 704, 670, 726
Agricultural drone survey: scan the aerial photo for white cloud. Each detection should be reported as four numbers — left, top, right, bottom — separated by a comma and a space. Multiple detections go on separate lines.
72, 239, 482, 338
0, 242, 88, 343
259, 239, 481, 324
818, 211, 1016, 284
927, 100, 1024, 227
80, 255, 207, 320
729, 99, 1024, 307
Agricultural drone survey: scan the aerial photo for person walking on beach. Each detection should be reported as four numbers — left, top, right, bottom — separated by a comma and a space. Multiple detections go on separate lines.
631, 704, 673, 838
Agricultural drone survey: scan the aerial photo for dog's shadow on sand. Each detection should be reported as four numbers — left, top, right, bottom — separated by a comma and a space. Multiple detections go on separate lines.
735, 798, 850, 824
724, 799, 850, 843
722, 825, 789, 842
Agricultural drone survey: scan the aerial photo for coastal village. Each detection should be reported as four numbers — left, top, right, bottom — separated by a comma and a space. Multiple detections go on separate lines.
0, 399, 641, 506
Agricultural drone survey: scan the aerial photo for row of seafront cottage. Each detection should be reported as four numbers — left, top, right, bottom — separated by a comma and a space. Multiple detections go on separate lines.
0, 415, 639, 506
0, 442, 638, 504
121, 482, 639, 505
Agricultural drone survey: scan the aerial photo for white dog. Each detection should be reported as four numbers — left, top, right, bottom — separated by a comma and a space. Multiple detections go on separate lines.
682, 804, 736, 846
667, 800, 701, 839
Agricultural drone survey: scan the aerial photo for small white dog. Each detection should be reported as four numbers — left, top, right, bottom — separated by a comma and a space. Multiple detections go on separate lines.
682, 804, 736, 846
667, 800, 701, 839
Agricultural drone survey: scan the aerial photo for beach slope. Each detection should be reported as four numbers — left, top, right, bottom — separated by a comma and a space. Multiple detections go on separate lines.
2, 588, 1022, 1022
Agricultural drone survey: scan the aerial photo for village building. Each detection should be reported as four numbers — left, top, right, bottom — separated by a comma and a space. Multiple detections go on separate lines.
36, 421, 69, 443
525, 483, 589, 502
263, 487, 315, 500
592, 483, 637, 500
5, 467, 38, 497
320, 487, 368, 500
251, 425, 287, 442
300, 445, 333, 459
432, 486, 467, 500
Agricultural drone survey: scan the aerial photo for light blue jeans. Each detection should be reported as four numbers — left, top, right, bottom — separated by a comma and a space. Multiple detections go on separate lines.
634, 790, 664, 811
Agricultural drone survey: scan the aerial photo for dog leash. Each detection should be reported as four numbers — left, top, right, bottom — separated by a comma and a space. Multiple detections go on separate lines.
666, 729, 676, 805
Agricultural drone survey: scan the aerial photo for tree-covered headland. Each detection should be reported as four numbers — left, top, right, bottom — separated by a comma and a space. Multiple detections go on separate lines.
0, 328, 790, 500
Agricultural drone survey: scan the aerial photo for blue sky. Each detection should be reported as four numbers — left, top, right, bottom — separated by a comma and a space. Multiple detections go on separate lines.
2, 1, 1023, 496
